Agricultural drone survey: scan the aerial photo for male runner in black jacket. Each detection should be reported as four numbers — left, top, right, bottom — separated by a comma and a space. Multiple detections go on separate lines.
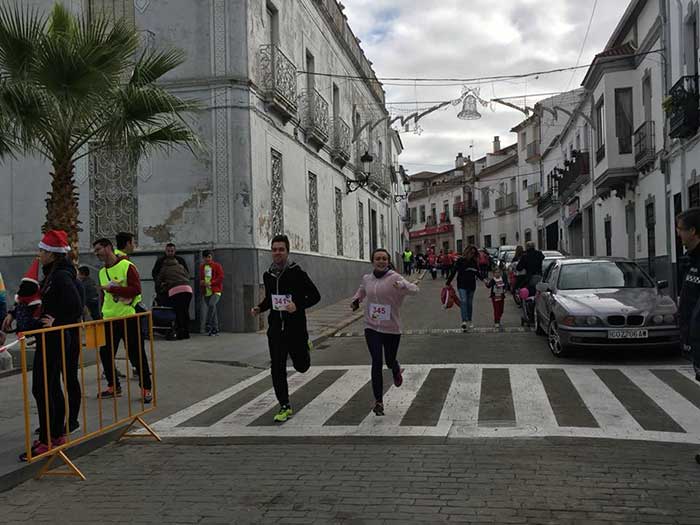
251, 235, 321, 422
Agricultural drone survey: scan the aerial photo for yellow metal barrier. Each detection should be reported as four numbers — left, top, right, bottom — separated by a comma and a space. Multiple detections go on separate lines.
18, 312, 160, 480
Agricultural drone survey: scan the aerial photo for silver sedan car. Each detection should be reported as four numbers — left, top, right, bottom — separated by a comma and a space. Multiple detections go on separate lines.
534, 257, 681, 357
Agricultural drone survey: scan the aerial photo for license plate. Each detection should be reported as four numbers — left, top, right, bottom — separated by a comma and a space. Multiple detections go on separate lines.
608, 329, 648, 339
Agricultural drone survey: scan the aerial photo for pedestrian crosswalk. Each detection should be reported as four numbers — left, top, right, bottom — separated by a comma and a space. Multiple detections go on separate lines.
334, 327, 532, 337
150, 364, 700, 444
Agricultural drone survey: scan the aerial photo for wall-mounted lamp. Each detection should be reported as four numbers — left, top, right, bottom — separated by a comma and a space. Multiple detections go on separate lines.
346, 151, 374, 194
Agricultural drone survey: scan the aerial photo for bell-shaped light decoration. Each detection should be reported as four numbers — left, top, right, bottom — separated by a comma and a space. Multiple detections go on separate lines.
457, 93, 482, 120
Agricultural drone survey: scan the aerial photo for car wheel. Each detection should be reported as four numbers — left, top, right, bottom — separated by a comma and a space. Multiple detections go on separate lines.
534, 310, 545, 336
548, 318, 567, 357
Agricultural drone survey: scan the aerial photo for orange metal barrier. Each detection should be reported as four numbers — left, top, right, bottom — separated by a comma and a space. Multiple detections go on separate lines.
18, 312, 160, 480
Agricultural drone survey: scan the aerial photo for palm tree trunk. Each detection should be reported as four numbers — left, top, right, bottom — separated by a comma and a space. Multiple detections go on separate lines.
43, 161, 81, 260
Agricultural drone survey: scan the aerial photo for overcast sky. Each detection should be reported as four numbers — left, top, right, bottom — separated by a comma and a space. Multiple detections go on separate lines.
342, 0, 631, 175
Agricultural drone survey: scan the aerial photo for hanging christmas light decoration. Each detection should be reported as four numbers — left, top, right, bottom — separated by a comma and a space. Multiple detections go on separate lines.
457, 87, 490, 121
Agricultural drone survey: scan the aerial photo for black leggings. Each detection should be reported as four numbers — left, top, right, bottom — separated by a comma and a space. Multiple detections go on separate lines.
268, 330, 311, 407
364, 329, 401, 403
170, 292, 192, 338
32, 332, 67, 444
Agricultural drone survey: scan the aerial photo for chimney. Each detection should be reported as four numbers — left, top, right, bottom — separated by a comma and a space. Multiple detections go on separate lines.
493, 136, 501, 153
455, 152, 464, 168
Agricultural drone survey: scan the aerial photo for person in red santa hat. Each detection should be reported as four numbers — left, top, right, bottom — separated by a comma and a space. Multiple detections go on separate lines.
13, 230, 83, 461
2, 259, 43, 334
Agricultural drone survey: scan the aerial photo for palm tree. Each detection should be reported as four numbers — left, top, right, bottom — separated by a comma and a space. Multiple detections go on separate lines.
0, 3, 198, 253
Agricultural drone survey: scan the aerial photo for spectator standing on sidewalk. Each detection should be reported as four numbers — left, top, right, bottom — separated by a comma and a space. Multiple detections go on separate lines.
200, 250, 224, 336
115, 231, 137, 259
351, 248, 419, 416
485, 267, 509, 330
402, 248, 413, 276
156, 254, 193, 340
16, 231, 82, 460
78, 266, 100, 320
152, 242, 189, 282
93, 238, 152, 403
447, 245, 482, 332
251, 235, 321, 423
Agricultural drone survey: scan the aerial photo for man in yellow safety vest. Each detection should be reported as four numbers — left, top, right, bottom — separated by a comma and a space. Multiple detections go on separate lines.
93, 238, 152, 403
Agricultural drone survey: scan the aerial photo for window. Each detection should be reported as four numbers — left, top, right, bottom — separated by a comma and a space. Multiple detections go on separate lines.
89, 147, 137, 241
500, 235, 507, 246
443, 200, 449, 219
456, 239, 463, 254
467, 235, 476, 245
305, 50, 315, 94
308, 173, 318, 252
595, 97, 606, 162
335, 188, 343, 255
575, 132, 581, 151
481, 188, 490, 209
586, 206, 595, 256
271, 149, 284, 236
510, 178, 516, 194
646, 201, 656, 277
604, 218, 612, 257
524, 229, 532, 243
615, 88, 633, 155
520, 132, 527, 150
558, 262, 654, 290
332, 83, 340, 123
430, 204, 437, 220
410, 207, 417, 225
358, 201, 364, 259
266, 3, 279, 45
419, 205, 426, 223
690, 183, 700, 208
522, 179, 528, 191
484, 235, 492, 248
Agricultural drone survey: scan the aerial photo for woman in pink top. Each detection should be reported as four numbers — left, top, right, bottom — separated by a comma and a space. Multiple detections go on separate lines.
351, 248, 419, 416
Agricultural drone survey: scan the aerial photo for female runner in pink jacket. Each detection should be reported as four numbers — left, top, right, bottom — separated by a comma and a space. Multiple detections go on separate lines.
351, 248, 419, 415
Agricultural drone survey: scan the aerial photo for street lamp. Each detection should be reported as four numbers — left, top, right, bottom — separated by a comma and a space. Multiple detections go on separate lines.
346, 150, 374, 194
393, 177, 410, 202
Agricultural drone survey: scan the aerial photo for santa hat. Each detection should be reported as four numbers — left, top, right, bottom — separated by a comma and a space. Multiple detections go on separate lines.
38, 230, 71, 253
15, 258, 41, 306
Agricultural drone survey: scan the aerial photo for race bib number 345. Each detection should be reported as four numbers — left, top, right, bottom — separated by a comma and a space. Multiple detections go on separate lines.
369, 303, 391, 321
272, 294, 292, 311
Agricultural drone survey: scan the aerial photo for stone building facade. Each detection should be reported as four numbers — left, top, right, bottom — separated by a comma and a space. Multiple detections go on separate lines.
0, 0, 405, 332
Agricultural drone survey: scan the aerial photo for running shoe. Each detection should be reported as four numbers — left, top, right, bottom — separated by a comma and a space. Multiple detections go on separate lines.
142, 389, 153, 404
97, 385, 122, 399
273, 406, 293, 423
461, 322, 468, 333
373, 402, 385, 416
393, 368, 404, 387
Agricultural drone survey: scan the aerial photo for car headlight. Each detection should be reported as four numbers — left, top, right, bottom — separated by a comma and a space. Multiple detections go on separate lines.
562, 316, 601, 327
652, 314, 664, 325
586, 316, 601, 326
663, 314, 676, 325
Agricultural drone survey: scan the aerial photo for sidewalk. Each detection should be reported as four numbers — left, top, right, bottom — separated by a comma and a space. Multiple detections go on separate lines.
0, 272, 424, 491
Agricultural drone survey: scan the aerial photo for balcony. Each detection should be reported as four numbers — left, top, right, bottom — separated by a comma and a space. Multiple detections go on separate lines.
331, 117, 351, 166
300, 89, 329, 148
370, 159, 390, 193
426, 215, 438, 227
527, 183, 541, 204
668, 75, 699, 139
495, 192, 517, 215
258, 44, 297, 121
557, 151, 591, 203
439, 211, 451, 224
354, 140, 368, 175
453, 201, 478, 217
526, 141, 540, 163
633, 121, 655, 172
537, 188, 558, 216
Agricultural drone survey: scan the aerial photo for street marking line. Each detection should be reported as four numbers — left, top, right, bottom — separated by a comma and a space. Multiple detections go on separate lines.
439, 365, 481, 426
400, 368, 455, 427
510, 366, 557, 430
282, 368, 368, 428
651, 369, 700, 410
565, 368, 643, 436
537, 368, 598, 428
478, 368, 515, 427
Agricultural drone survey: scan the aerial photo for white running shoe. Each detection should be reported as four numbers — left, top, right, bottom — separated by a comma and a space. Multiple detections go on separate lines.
461, 322, 468, 332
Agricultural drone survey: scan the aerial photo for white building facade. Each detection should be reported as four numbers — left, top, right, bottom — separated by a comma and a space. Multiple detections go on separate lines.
0, 0, 405, 332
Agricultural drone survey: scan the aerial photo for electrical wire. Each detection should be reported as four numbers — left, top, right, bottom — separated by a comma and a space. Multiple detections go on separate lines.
565, 0, 598, 91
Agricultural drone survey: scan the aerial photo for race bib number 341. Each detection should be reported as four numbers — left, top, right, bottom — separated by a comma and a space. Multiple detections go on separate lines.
272, 294, 292, 311
369, 303, 391, 321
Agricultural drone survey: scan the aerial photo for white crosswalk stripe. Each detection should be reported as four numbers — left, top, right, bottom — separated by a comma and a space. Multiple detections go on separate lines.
150, 364, 700, 444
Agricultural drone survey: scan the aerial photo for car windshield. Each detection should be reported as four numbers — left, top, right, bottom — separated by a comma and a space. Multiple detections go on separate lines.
557, 261, 655, 290
502, 251, 515, 262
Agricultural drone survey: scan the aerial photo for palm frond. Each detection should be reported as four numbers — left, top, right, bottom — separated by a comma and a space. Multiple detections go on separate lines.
130, 48, 185, 87
47, 3, 74, 40
124, 121, 199, 166
0, 4, 46, 79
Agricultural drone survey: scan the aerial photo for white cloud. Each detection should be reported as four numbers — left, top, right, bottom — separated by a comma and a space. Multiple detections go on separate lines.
342, 0, 630, 174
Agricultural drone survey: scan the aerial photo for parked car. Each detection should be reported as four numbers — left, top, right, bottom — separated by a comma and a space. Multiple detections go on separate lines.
541, 251, 565, 276
533, 257, 680, 357
496, 245, 517, 270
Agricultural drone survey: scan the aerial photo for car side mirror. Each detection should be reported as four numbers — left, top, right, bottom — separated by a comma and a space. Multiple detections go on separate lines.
536, 282, 551, 293
657, 280, 669, 290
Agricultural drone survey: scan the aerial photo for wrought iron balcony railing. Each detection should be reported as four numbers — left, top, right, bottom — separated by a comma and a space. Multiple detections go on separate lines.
331, 117, 351, 166
537, 188, 558, 215
370, 159, 390, 193
453, 201, 478, 217
300, 88, 329, 147
495, 192, 517, 214
527, 183, 541, 204
596, 143, 606, 164
526, 141, 540, 163
557, 151, 591, 203
634, 121, 655, 171
669, 75, 699, 139
425, 215, 438, 227
258, 44, 297, 120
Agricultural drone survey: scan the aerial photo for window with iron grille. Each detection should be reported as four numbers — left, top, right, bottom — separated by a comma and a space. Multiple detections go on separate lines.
358, 201, 365, 259
615, 88, 633, 155
271, 149, 284, 236
308, 172, 318, 252
86, 0, 135, 26
689, 183, 700, 208
604, 218, 612, 256
335, 188, 343, 256
89, 147, 137, 241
